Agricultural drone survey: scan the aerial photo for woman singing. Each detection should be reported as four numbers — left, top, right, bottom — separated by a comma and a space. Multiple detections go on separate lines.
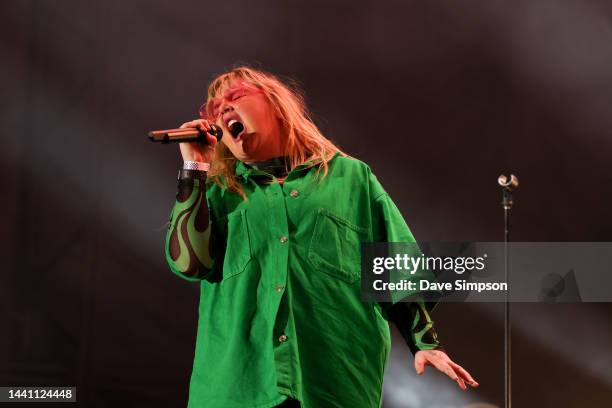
164, 66, 478, 408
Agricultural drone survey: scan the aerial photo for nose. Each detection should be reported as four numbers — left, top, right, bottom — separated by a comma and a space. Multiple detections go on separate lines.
220, 104, 234, 116
217, 104, 233, 123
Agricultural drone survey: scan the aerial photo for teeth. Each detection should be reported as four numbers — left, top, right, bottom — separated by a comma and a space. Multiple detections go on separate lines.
228, 119, 238, 127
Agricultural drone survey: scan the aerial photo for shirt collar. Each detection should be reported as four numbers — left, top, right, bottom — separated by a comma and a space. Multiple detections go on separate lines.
235, 151, 342, 181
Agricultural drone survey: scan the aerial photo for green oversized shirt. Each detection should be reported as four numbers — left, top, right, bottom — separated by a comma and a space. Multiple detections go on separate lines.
165, 152, 442, 408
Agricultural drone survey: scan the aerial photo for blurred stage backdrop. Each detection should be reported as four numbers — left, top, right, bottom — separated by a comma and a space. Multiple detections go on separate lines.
2, 0, 612, 407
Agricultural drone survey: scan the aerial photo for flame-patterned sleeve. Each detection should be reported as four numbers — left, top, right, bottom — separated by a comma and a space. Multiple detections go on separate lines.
387, 300, 446, 356
164, 170, 215, 281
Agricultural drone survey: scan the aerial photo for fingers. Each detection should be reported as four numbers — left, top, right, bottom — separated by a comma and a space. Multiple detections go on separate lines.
435, 362, 467, 390
198, 120, 212, 133
415, 351, 479, 391
178, 119, 218, 149
199, 121, 218, 147
204, 130, 218, 147
179, 120, 196, 129
414, 355, 425, 375
456, 376, 466, 390
439, 362, 477, 391
449, 361, 479, 388
179, 119, 211, 130
437, 361, 466, 390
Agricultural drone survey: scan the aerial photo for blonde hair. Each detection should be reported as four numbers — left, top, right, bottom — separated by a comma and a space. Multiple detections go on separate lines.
202, 66, 346, 199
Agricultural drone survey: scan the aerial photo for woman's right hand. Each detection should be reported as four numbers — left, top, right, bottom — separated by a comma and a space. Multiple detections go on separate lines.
178, 119, 219, 163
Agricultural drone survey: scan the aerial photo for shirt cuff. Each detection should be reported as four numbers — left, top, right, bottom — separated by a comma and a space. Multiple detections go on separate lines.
386, 301, 445, 356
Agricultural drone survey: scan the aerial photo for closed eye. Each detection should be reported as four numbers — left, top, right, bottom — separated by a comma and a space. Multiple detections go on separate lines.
232, 92, 247, 101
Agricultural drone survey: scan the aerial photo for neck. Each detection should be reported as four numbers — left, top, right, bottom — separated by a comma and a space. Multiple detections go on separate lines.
244, 140, 288, 165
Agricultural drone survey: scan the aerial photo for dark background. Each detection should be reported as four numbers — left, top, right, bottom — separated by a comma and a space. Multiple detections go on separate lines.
2, 0, 611, 407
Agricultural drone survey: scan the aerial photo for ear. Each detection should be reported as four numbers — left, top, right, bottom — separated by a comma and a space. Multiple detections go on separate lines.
198, 102, 209, 119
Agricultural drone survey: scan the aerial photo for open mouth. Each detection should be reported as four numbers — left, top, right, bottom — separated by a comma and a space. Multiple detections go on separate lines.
227, 119, 246, 141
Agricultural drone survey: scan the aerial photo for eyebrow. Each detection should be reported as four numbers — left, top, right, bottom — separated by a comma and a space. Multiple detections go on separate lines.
205, 82, 261, 119
224, 84, 253, 97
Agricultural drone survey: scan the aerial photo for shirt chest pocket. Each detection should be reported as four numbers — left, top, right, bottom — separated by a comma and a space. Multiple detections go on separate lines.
217, 209, 253, 280
307, 208, 370, 284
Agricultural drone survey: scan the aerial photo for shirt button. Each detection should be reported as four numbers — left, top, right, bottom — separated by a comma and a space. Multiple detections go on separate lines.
275, 284, 285, 292
280, 236, 288, 243
278, 334, 288, 342
290, 189, 300, 197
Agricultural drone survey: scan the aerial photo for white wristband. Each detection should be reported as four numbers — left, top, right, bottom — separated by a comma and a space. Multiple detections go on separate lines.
183, 161, 210, 172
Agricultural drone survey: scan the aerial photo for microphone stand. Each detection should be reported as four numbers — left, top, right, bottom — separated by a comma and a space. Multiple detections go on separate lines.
497, 174, 519, 408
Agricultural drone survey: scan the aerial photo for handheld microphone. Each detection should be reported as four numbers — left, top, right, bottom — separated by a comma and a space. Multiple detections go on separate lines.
148, 124, 223, 144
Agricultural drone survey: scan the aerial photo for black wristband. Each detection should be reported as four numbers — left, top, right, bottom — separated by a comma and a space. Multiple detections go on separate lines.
177, 169, 207, 181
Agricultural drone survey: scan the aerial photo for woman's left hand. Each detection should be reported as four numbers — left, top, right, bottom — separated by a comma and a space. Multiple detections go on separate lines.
414, 350, 479, 390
